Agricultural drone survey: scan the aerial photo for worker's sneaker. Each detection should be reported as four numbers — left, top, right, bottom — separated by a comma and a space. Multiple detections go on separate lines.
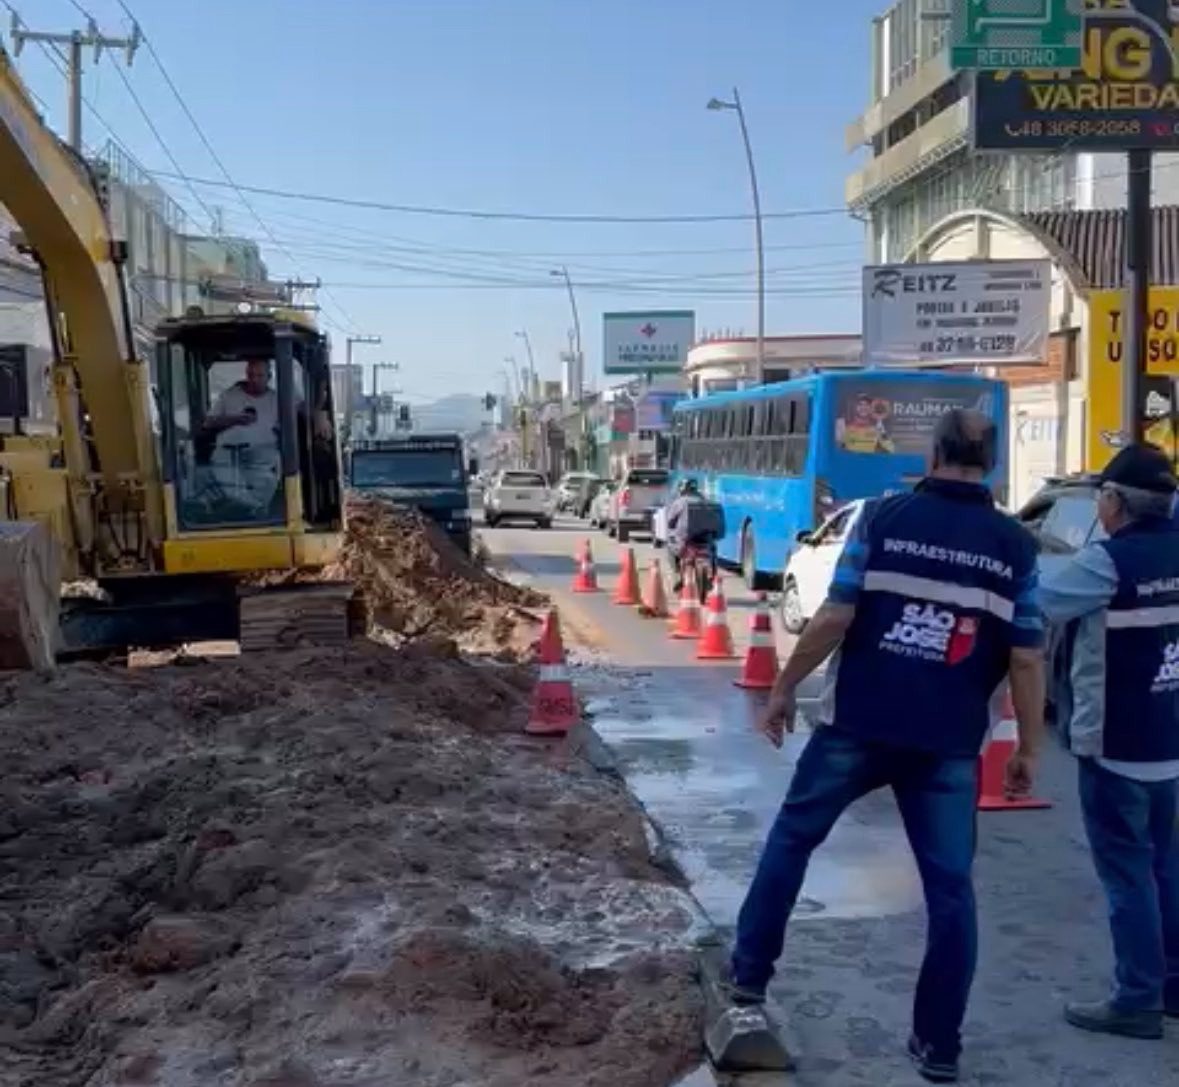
1064, 1000, 1163, 1040
906, 1035, 958, 1084
718, 975, 766, 1007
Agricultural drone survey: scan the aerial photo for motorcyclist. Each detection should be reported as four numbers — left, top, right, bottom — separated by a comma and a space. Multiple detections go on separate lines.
666, 478, 717, 591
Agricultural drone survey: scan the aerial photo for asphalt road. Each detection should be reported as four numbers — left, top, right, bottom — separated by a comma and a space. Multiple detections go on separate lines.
483, 513, 1179, 1087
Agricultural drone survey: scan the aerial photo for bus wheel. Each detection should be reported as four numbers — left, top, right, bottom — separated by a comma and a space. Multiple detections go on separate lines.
781, 577, 806, 634
741, 526, 761, 591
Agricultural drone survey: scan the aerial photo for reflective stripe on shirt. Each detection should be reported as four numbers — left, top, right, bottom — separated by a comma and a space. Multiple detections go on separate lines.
862, 570, 1015, 623
1105, 604, 1179, 629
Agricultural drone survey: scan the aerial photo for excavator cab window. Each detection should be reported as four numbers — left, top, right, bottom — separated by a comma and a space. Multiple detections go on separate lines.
156, 318, 341, 533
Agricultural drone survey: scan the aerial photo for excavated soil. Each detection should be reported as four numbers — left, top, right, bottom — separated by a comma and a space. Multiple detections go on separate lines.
0, 640, 704, 1086
317, 495, 546, 659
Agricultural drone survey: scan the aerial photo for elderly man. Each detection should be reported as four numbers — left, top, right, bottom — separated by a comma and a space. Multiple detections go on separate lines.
1039, 443, 1179, 1040
728, 409, 1045, 1084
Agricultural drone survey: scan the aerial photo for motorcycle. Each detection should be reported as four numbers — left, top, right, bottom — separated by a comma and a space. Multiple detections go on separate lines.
677, 537, 717, 604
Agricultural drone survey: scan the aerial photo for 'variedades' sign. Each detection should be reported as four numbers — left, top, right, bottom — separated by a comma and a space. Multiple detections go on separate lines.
974, 0, 1179, 151
862, 260, 1051, 368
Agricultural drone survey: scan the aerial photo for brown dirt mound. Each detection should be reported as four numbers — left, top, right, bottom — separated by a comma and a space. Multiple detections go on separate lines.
0, 643, 703, 1086
311, 495, 545, 658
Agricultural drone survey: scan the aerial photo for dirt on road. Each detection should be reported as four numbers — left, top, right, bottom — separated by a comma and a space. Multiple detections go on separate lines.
0, 508, 704, 1087
328, 495, 547, 660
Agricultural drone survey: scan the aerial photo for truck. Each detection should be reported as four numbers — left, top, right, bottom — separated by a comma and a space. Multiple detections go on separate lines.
348, 434, 474, 553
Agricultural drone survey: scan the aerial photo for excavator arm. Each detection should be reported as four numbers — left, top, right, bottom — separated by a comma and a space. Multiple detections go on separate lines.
0, 42, 162, 570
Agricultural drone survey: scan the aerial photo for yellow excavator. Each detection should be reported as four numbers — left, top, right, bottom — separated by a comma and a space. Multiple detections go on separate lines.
0, 43, 347, 659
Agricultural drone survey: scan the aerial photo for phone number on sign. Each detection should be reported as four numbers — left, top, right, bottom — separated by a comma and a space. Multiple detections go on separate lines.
1004, 119, 1143, 139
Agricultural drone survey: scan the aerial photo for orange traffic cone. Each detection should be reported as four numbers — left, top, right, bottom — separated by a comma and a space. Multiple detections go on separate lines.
571, 540, 599, 594
526, 610, 579, 736
697, 577, 737, 660
639, 559, 670, 619
977, 688, 1051, 811
614, 547, 641, 606
735, 592, 778, 689
669, 565, 702, 640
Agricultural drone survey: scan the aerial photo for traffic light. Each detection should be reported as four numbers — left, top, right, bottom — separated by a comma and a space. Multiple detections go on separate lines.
483, 393, 497, 411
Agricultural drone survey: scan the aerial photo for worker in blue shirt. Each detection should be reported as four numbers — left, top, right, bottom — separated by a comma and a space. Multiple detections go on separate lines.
728, 409, 1045, 1085
1039, 443, 1179, 1040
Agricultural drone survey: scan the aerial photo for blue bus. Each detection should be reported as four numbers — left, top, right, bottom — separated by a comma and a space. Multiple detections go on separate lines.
668, 369, 1008, 588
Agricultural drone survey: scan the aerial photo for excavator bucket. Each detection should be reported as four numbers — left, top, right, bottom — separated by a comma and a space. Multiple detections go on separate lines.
0, 521, 60, 670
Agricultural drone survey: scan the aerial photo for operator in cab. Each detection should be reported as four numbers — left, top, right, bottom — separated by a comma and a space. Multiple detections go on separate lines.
728, 409, 1044, 1084
202, 359, 283, 517
1039, 443, 1179, 1041
665, 478, 721, 591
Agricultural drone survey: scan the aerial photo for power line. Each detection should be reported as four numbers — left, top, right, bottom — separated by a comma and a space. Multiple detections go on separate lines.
147, 170, 851, 226
111, 0, 356, 334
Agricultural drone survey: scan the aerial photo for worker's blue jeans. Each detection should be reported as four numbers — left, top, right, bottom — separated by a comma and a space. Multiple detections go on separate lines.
732, 725, 979, 1059
1078, 758, 1179, 1012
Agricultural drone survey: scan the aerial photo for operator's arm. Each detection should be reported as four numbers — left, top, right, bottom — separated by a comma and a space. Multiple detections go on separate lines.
202, 391, 249, 433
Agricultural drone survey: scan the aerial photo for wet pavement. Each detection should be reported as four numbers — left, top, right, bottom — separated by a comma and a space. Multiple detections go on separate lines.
486, 517, 1179, 1086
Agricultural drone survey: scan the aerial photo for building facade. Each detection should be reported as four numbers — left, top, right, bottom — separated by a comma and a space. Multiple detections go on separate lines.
847, 0, 1179, 265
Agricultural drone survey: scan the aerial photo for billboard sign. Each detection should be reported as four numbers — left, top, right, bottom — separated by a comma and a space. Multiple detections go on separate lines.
951, 0, 1083, 71
834, 379, 998, 457
1088, 286, 1179, 469
635, 391, 681, 432
603, 310, 695, 375
973, 1, 1179, 151
862, 260, 1051, 367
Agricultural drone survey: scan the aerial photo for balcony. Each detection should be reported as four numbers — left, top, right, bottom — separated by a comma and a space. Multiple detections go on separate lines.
845, 97, 970, 210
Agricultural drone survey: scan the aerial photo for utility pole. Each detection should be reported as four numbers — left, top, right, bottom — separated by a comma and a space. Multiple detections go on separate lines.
550, 268, 583, 401
9, 12, 141, 151
1124, 149, 1151, 444
343, 334, 381, 446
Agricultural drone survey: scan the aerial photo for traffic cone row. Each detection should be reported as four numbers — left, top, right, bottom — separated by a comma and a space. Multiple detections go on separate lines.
735, 593, 778, 689
571, 539, 599, 594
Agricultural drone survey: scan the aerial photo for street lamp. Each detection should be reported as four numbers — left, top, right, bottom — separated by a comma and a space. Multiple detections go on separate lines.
514, 332, 537, 400
708, 88, 765, 379
549, 267, 583, 399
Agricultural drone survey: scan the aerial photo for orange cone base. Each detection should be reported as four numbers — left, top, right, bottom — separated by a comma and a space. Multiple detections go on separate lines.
734, 674, 775, 690
670, 624, 700, 640
526, 684, 578, 736
572, 583, 600, 595
697, 646, 738, 661
977, 793, 1052, 812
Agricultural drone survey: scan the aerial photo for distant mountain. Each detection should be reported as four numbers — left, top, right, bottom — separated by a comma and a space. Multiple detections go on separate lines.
411, 394, 491, 435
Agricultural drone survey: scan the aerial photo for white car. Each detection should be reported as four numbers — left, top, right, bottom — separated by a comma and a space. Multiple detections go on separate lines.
780, 501, 865, 633
555, 471, 599, 512
483, 469, 555, 528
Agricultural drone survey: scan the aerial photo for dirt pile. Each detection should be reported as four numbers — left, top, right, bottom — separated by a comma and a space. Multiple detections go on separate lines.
0, 642, 703, 1087
323, 495, 545, 658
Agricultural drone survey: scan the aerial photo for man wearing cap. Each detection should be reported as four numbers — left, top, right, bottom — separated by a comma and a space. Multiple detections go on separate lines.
1040, 443, 1179, 1040
728, 409, 1045, 1083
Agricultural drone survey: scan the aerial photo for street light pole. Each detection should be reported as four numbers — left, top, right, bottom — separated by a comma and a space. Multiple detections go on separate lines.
550, 267, 583, 399
515, 330, 537, 400
708, 88, 765, 380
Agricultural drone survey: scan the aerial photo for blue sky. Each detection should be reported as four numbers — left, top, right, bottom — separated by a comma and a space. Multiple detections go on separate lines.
11, 0, 882, 401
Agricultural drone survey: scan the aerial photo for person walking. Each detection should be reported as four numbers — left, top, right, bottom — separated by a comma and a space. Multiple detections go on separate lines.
1039, 443, 1179, 1040
728, 409, 1045, 1084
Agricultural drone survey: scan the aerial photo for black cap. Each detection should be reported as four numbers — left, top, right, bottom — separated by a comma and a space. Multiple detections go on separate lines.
1100, 443, 1178, 495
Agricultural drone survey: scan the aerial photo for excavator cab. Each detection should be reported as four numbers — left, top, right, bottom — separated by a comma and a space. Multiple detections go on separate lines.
154, 311, 344, 574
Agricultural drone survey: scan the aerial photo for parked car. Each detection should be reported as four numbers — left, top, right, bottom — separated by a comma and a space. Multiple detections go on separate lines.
483, 469, 555, 528
589, 481, 617, 529
778, 476, 1108, 634
780, 501, 866, 633
608, 468, 670, 542
555, 471, 599, 513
